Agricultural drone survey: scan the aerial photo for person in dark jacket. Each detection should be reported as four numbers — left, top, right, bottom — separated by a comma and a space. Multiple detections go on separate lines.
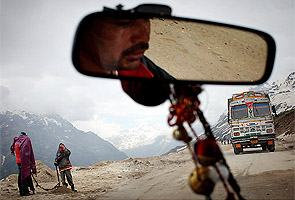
10, 132, 36, 196
54, 143, 77, 192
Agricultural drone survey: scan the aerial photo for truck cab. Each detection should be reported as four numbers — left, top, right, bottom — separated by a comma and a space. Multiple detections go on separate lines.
228, 91, 275, 154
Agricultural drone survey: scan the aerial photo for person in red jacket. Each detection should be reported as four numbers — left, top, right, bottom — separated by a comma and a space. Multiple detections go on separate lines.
10, 132, 36, 196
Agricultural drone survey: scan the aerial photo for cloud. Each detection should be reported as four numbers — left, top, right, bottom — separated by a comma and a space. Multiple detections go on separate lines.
0, 86, 11, 110
72, 112, 174, 140
1, 0, 293, 139
0, 86, 10, 99
73, 116, 122, 139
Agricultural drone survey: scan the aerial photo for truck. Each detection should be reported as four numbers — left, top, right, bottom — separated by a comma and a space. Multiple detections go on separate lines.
227, 91, 275, 154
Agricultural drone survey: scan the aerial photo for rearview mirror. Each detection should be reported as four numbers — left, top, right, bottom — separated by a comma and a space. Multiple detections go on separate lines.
72, 4, 275, 85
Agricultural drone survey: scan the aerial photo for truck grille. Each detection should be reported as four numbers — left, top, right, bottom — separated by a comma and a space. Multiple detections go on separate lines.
236, 125, 268, 134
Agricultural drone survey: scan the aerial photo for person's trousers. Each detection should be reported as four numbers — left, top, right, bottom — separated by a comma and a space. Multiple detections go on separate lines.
60, 169, 73, 187
18, 165, 34, 195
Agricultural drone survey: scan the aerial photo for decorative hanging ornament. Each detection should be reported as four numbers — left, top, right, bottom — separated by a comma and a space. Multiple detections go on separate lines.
167, 85, 244, 200
172, 126, 192, 143
189, 166, 215, 196
209, 163, 230, 183
194, 138, 219, 166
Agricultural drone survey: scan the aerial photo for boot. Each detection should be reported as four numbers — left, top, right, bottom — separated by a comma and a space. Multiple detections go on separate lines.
71, 185, 77, 192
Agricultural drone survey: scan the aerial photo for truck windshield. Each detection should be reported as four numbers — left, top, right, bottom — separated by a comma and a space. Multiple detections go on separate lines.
232, 105, 248, 119
253, 103, 270, 117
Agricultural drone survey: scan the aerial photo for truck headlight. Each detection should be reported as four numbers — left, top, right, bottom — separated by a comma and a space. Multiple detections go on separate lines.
266, 129, 273, 133
234, 132, 240, 136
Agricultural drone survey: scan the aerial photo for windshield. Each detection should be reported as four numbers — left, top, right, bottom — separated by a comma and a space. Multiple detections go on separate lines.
232, 105, 248, 119
253, 103, 270, 117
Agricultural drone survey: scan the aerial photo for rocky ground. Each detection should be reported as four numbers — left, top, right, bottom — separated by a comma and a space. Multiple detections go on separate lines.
1, 133, 294, 200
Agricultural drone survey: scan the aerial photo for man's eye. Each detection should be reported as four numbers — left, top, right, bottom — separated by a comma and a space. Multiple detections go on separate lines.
116, 20, 133, 26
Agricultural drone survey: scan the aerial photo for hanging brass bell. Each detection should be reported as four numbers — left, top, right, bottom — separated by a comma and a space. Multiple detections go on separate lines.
189, 167, 215, 196
173, 126, 192, 143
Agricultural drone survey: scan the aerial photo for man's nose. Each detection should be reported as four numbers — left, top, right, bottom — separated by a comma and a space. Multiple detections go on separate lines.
131, 19, 150, 44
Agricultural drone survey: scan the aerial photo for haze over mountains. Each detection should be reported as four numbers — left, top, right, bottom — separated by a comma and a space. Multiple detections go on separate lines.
107, 125, 182, 158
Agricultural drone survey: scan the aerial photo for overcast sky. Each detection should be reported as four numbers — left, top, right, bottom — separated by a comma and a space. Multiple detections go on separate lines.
1, 0, 294, 139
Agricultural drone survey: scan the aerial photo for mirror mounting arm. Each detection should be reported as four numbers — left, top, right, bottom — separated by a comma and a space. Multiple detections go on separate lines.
103, 4, 172, 16
116, 4, 124, 11
133, 4, 172, 16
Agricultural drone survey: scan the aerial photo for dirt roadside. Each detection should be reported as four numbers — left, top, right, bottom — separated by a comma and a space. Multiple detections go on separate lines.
1, 142, 294, 200
98, 147, 295, 200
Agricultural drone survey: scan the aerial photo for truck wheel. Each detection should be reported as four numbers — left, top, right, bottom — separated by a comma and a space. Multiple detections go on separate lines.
234, 147, 240, 155
268, 145, 275, 152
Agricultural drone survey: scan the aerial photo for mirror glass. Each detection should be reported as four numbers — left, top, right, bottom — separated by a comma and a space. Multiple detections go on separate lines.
73, 15, 270, 83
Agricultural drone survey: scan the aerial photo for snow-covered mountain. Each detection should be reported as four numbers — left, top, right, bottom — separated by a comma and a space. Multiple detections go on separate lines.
211, 110, 231, 141
107, 125, 182, 158
0, 110, 127, 179
266, 72, 295, 113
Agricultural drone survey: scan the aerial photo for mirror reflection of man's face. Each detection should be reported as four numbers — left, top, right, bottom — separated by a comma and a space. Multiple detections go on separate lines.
90, 17, 150, 71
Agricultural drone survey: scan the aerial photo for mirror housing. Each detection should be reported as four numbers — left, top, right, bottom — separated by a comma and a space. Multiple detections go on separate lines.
72, 4, 276, 85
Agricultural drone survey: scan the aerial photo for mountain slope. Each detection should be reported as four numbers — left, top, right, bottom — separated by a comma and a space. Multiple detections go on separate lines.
267, 72, 295, 113
0, 110, 127, 179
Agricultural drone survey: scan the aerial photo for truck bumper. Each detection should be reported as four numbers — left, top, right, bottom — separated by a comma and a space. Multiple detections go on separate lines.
231, 134, 275, 154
